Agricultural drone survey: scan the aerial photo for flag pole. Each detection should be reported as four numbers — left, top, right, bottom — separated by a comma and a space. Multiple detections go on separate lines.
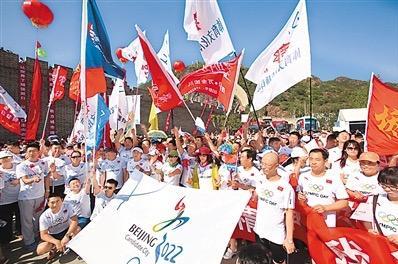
233, 52, 261, 130
41, 101, 52, 140
309, 77, 313, 138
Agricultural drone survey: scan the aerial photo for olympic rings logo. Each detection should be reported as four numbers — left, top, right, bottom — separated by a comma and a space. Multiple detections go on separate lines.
152, 197, 190, 232
378, 212, 398, 227
309, 184, 324, 192
262, 189, 274, 198
361, 184, 376, 191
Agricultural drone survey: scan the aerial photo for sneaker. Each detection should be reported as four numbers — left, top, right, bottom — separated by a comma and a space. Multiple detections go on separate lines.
223, 248, 237, 259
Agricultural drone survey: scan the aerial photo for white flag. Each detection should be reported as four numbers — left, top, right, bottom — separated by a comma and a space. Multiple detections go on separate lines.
109, 78, 129, 130
245, 0, 311, 111
120, 33, 149, 85
157, 30, 180, 84
184, 0, 235, 64
0, 85, 27, 119
126, 95, 141, 125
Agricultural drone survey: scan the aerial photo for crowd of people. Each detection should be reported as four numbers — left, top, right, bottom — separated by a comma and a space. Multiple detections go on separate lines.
0, 123, 397, 264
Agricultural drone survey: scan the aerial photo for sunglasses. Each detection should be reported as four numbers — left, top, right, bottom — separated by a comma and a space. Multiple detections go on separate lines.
346, 147, 359, 151
359, 160, 378, 166
379, 183, 398, 192
71, 156, 81, 159
104, 186, 114, 190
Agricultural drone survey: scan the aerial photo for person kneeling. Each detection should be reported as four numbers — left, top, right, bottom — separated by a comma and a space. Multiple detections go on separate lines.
36, 192, 80, 260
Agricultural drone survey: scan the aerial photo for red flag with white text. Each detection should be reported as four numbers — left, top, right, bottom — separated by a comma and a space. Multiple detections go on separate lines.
136, 25, 182, 111
50, 66, 68, 104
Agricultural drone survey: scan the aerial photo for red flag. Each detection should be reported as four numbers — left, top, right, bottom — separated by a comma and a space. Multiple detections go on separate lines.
25, 58, 42, 141
205, 105, 215, 130
297, 201, 398, 264
232, 198, 257, 242
218, 52, 243, 114
69, 65, 80, 101
136, 25, 182, 111
366, 74, 398, 155
50, 66, 67, 104
0, 105, 21, 135
179, 65, 228, 98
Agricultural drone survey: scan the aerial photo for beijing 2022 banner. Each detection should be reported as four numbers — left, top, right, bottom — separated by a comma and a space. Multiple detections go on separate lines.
69, 171, 250, 264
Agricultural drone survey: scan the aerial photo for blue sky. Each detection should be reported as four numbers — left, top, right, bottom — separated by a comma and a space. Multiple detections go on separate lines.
1, 0, 397, 87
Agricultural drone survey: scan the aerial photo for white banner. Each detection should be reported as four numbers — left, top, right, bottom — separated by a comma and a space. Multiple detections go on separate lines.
245, 0, 311, 111
157, 30, 180, 85
0, 85, 27, 119
69, 174, 250, 264
109, 78, 129, 130
184, 0, 235, 64
121, 34, 149, 85
126, 95, 141, 125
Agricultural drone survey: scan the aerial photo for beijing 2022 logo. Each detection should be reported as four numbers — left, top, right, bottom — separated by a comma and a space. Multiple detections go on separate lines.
152, 197, 190, 232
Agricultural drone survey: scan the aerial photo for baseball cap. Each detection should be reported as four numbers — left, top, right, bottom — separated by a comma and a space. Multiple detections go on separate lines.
168, 150, 179, 157
197, 146, 211, 155
290, 147, 308, 158
0, 151, 13, 159
359, 152, 380, 163
301, 135, 311, 144
132, 147, 143, 154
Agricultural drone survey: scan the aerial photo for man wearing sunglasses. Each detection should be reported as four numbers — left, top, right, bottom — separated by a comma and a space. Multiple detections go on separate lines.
64, 150, 86, 194
90, 170, 118, 221
345, 152, 385, 200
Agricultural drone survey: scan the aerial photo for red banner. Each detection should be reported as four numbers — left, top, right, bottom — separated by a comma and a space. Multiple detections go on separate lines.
47, 68, 56, 136
232, 198, 257, 242
18, 61, 27, 138
0, 105, 21, 135
366, 75, 398, 156
179, 66, 227, 98
69, 64, 80, 101
25, 58, 42, 141
50, 65, 67, 103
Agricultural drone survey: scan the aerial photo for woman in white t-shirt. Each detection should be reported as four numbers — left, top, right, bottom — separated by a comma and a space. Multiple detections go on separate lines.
161, 150, 182, 186
332, 140, 362, 184
370, 166, 398, 246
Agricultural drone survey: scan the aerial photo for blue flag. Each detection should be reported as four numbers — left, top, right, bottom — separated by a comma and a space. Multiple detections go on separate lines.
86, 94, 110, 150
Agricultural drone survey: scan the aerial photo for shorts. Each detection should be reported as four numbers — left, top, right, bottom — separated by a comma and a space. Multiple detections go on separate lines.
50, 229, 68, 241
255, 234, 286, 263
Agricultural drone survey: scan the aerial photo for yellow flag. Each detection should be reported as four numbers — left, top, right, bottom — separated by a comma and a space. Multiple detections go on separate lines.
148, 103, 159, 131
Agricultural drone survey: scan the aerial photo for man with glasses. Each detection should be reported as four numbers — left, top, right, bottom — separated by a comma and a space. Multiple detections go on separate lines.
64, 150, 86, 194
345, 152, 384, 199
90, 174, 118, 221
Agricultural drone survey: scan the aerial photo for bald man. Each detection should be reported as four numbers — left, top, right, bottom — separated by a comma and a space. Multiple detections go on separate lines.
253, 152, 295, 264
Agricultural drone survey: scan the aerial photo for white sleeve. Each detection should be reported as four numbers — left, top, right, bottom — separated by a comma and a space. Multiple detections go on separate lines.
334, 178, 349, 200
16, 164, 27, 179
282, 185, 296, 209
39, 213, 49, 231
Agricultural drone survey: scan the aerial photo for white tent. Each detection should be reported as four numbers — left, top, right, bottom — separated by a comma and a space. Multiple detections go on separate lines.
334, 108, 368, 132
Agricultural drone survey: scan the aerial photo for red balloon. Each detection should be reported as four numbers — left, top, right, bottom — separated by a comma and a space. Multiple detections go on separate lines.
22, 0, 54, 28
115, 48, 128, 63
173, 60, 186, 73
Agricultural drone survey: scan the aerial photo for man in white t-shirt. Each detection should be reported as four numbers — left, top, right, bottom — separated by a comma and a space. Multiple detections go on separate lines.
36, 193, 79, 260
16, 142, 49, 250
90, 175, 117, 220
233, 148, 260, 189
298, 148, 349, 227
346, 152, 384, 198
254, 152, 295, 264
64, 177, 91, 229
42, 142, 67, 196
99, 148, 127, 192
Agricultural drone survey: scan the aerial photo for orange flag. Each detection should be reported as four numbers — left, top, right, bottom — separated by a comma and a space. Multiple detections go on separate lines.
366, 74, 398, 156
69, 65, 80, 102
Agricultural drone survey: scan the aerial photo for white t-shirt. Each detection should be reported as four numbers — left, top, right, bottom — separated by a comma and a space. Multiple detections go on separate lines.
64, 163, 87, 192
39, 203, 76, 235
328, 147, 342, 165
298, 170, 349, 227
42, 156, 67, 186
237, 166, 260, 188
346, 171, 384, 196
218, 163, 238, 190
331, 159, 361, 183
0, 165, 19, 205
283, 164, 311, 179
119, 146, 133, 161
180, 151, 197, 187
100, 157, 126, 189
161, 163, 182, 186
197, 163, 213, 190
374, 194, 398, 236
127, 159, 151, 181
64, 189, 91, 219
16, 159, 48, 200
91, 191, 115, 220
255, 175, 295, 244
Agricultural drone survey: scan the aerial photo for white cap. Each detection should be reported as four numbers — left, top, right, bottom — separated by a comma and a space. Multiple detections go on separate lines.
301, 135, 311, 143
0, 151, 13, 159
290, 147, 307, 158
132, 147, 143, 154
